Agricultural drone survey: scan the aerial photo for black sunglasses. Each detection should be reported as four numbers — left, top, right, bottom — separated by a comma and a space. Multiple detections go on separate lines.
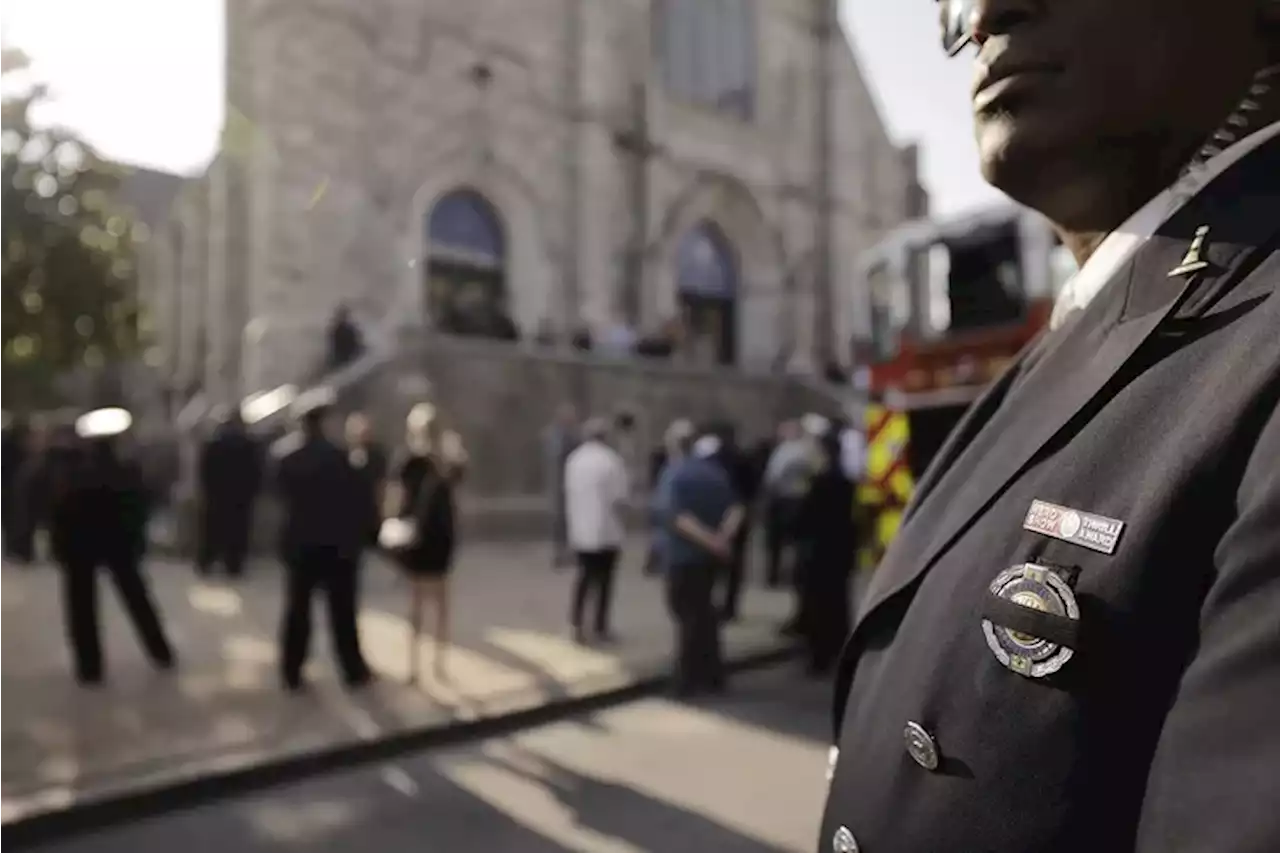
937, 0, 975, 56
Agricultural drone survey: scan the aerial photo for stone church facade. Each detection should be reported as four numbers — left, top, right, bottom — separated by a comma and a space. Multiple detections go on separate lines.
144, 0, 923, 407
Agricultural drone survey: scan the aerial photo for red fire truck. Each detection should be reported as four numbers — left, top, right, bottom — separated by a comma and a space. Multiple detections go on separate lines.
857, 203, 1075, 566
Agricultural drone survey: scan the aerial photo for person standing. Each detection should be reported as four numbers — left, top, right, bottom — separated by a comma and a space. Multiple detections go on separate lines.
819, 3, 1280, 852
793, 428, 856, 677
761, 420, 811, 592
325, 303, 364, 373
3, 415, 32, 562
542, 403, 579, 568
564, 417, 630, 644
196, 407, 263, 579
655, 430, 744, 697
272, 389, 372, 691
764, 419, 822, 635
345, 412, 389, 551
49, 408, 175, 686
706, 422, 759, 622
3, 417, 44, 564
384, 403, 465, 684
645, 419, 696, 576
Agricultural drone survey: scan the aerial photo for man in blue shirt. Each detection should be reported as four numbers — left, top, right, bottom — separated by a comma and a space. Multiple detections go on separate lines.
654, 429, 744, 696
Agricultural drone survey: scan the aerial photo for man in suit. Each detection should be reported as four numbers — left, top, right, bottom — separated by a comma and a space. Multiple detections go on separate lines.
196, 407, 263, 578
272, 388, 373, 691
819, 3, 1280, 852
49, 409, 176, 685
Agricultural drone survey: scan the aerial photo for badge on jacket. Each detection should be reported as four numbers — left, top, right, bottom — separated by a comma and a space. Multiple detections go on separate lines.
1023, 499, 1125, 555
982, 562, 1081, 678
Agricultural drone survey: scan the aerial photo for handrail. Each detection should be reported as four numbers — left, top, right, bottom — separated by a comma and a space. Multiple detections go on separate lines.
232, 313, 399, 433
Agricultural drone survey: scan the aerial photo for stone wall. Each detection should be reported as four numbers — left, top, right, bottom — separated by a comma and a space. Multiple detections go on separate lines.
364, 335, 851, 499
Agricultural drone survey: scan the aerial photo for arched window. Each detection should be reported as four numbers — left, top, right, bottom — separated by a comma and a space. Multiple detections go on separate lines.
675, 221, 738, 365
423, 189, 516, 339
653, 0, 756, 120
676, 222, 738, 299
426, 188, 505, 268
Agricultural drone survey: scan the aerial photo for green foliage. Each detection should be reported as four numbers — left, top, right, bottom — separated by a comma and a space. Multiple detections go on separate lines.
2, 48, 147, 409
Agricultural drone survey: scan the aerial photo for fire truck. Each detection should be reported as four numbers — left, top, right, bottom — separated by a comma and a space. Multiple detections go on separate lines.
857, 203, 1076, 568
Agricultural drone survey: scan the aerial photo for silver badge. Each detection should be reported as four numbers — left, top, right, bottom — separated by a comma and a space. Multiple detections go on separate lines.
1023, 499, 1125, 555
982, 563, 1080, 678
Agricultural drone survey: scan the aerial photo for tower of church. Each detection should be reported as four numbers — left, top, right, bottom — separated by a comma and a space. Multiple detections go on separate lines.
157, 0, 921, 403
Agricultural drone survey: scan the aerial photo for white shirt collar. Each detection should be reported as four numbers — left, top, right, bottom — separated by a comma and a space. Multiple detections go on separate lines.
1050, 119, 1280, 329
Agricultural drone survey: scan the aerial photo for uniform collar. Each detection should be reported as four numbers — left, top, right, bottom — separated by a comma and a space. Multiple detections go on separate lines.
1050, 119, 1280, 329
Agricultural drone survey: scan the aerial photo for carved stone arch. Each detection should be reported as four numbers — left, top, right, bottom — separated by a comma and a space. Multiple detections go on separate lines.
652, 171, 785, 301
396, 149, 555, 336
651, 172, 788, 368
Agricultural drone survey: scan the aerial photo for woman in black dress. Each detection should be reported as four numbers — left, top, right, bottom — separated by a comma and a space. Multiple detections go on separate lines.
384, 403, 466, 684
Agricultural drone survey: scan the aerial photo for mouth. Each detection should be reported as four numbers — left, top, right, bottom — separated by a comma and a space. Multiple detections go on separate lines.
972, 62, 1063, 112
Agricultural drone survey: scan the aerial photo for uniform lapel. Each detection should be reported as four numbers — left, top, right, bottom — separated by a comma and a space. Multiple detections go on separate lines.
854, 138, 1280, 629
901, 357, 1027, 524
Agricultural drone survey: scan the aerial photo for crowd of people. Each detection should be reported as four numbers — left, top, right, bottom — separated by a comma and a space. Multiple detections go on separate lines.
2, 393, 865, 700
550, 404, 866, 697
0, 393, 469, 691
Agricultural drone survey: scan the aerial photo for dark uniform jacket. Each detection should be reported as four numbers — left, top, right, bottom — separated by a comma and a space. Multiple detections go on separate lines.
199, 425, 263, 504
820, 135, 1280, 852
48, 445, 151, 567
272, 433, 365, 560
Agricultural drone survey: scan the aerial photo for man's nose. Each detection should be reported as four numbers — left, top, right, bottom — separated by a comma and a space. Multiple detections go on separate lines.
969, 0, 1040, 44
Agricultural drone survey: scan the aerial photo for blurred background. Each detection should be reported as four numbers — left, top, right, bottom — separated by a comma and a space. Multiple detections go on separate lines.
1, 2, 1071, 851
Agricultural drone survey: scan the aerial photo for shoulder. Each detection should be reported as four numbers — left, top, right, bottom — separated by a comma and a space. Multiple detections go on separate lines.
567, 442, 602, 466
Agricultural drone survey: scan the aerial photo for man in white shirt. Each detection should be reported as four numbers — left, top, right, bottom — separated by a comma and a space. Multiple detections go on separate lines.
564, 417, 630, 643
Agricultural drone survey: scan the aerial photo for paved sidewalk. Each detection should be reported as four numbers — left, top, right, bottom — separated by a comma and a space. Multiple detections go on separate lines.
1, 540, 796, 825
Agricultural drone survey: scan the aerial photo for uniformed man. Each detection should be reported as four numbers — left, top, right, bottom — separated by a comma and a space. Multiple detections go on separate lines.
49, 408, 175, 686
272, 388, 373, 691
793, 426, 856, 677
819, 3, 1280, 851
196, 406, 264, 578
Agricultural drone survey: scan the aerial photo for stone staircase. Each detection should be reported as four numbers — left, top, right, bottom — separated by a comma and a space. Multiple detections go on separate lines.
157, 320, 863, 552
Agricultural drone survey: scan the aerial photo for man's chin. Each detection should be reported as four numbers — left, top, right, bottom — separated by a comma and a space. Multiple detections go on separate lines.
974, 111, 1077, 207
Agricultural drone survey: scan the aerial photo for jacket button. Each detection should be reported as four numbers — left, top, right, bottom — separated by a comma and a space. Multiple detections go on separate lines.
904, 721, 940, 770
832, 825, 859, 853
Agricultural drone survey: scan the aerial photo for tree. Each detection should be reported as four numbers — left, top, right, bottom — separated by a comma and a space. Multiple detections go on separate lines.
2, 48, 146, 409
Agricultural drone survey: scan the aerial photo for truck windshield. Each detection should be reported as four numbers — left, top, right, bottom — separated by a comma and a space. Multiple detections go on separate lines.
866, 214, 1035, 364
945, 221, 1025, 332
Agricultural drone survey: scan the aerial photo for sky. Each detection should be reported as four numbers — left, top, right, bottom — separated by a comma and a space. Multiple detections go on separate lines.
0, 0, 1007, 217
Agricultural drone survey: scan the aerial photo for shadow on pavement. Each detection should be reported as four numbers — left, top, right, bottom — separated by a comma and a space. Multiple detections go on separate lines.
33, 761, 579, 853
486, 752, 793, 853
677, 664, 833, 748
